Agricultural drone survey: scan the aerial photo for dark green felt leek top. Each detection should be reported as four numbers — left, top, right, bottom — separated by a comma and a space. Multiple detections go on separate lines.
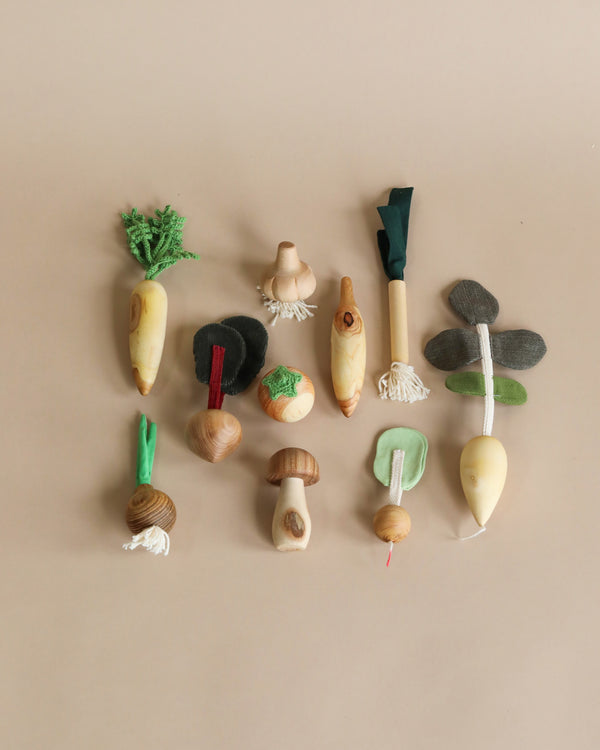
377, 187, 414, 281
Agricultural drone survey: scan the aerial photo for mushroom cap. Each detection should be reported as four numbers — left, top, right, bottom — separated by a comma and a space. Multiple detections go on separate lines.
266, 447, 320, 486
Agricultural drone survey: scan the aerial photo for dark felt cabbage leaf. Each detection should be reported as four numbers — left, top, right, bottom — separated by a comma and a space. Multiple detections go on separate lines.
449, 280, 499, 326
221, 316, 268, 394
490, 330, 547, 370
424, 328, 481, 371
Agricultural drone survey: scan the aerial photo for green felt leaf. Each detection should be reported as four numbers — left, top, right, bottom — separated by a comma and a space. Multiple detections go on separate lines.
445, 372, 527, 405
373, 427, 428, 490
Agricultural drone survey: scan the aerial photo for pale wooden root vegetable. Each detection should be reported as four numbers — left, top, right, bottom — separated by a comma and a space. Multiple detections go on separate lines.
331, 277, 366, 417
460, 436, 508, 526
129, 279, 168, 396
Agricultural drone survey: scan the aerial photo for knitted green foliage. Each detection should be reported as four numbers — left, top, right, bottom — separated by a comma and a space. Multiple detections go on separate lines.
136, 414, 157, 487
121, 205, 199, 280
262, 365, 302, 400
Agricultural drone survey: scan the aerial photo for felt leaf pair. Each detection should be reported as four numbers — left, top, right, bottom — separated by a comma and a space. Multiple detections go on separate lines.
193, 316, 268, 395
424, 280, 547, 405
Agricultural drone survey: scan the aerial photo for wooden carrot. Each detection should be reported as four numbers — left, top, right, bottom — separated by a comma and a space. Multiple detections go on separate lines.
376, 188, 429, 402
122, 206, 199, 395
330, 276, 366, 417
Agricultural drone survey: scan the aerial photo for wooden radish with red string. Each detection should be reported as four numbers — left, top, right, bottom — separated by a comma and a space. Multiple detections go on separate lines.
185, 316, 268, 463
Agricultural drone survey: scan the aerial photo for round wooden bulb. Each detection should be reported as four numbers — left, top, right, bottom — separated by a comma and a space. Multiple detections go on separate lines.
126, 483, 176, 534
258, 367, 315, 423
185, 408, 242, 463
373, 504, 411, 543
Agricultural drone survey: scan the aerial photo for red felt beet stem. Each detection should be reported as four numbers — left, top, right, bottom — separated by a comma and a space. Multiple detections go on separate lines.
208, 345, 226, 409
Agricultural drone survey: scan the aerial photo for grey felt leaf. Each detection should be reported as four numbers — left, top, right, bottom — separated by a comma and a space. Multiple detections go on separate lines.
490, 329, 547, 370
424, 328, 481, 371
449, 280, 499, 326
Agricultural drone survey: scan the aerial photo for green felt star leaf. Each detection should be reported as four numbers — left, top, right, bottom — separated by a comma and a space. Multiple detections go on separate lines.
262, 366, 302, 400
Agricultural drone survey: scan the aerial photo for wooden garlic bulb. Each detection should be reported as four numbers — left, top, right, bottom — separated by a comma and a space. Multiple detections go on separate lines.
266, 448, 320, 551
259, 242, 317, 324
123, 415, 176, 556
331, 276, 366, 417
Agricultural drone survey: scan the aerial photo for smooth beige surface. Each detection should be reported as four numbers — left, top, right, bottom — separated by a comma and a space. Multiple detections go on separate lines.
2, 2, 599, 748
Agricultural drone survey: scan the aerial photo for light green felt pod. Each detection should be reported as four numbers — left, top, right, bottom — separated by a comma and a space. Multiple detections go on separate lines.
373, 427, 428, 490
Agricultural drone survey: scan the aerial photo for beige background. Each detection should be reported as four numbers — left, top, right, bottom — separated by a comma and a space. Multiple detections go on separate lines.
2, 1, 599, 748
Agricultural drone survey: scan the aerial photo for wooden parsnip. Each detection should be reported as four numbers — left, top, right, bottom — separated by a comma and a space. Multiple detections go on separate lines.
331, 277, 366, 417
122, 206, 198, 395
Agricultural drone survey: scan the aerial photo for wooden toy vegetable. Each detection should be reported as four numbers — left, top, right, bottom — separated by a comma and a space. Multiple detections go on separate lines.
375, 188, 429, 402
266, 448, 320, 551
123, 415, 176, 556
331, 276, 366, 417
424, 280, 547, 533
258, 366, 315, 422
372, 428, 428, 566
258, 241, 317, 324
122, 206, 198, 395
185, 316, 268, 462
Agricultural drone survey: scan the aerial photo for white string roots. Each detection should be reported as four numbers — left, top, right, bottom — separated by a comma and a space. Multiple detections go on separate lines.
459, 526, 487, 541
123, 525, 171, 556
257, 287, 317, 326
378, 362, 430, 403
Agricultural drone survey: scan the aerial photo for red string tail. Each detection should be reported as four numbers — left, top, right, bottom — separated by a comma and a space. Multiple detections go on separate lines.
208, 345, 226, 409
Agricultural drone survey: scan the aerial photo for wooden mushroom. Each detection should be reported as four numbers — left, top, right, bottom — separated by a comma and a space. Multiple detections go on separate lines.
259, 241, 317, 324
331, 276, 366, 417
266, 448, 320, 551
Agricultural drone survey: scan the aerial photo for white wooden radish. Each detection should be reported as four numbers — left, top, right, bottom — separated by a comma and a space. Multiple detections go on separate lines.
424, 279, 547, 534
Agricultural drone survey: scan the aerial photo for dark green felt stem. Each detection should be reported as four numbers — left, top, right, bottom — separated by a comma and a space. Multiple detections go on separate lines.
136, 414, 157, 487
376, 187, 413, 281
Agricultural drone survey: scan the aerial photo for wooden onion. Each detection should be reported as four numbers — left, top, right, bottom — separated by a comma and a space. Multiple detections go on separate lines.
126, 483, 176, 534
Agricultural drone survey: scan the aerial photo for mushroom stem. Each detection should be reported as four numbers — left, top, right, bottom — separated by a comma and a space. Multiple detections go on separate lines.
272, 477, 312, 551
